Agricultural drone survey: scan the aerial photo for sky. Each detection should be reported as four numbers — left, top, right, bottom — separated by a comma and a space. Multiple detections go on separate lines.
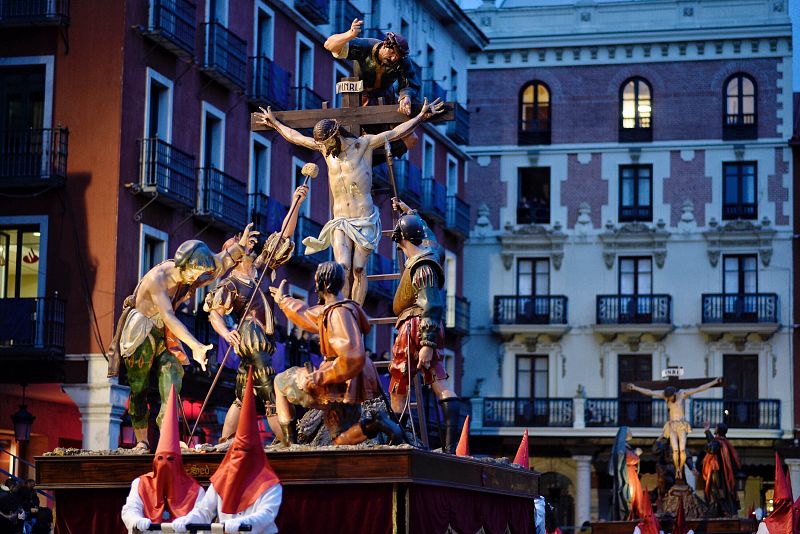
459, 0, 799, 90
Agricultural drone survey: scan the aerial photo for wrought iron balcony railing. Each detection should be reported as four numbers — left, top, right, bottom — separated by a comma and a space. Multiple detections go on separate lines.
596, 294, 671, 325
393, 160, 422, 206
701, 293, 778, 324
0, 297, 66, 356
446, 102, 469, 145
445, 295, 470, 335
176, 310, 213, 347
249, 193, 289, 236
494, 295, 568, 325
619, 126, 652, 143
143, 0, 195, 57
333, 0, 363, 34
722, 202, 757, 220
248, 56, 293, 111
367, 253, 395, 299
0, 128, 68, 188
483, 398, 574, 427
294, 0, 329, 24
585, 398, 668, 427
198, 167, 247, 231
516, 204, 549, 225
295, 86, 324, 111
139, 137, 196, 208
202, 22, 247, 91
446, 195, 470, 238
691, 399, 780, 430
518, 120, 551, 146
0, 0, 69, 26
619, 204, 652, 222
292, 215, 330, 267
723, 113, 757, 141
421, 177, 446, 221
422, 79, 447, 103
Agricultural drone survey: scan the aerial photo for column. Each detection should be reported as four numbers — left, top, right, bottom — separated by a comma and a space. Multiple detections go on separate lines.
573, 455, 592, 527
63, 354, 130, 450
573, 397, 586, 429
786, 459, 800, 501
470, 398, 484, 432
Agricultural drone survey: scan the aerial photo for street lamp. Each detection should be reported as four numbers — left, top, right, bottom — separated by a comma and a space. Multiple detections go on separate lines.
11, 385, 35, 442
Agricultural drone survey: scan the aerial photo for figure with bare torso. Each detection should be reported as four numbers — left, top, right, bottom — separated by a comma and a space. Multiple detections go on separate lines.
627, 377, 721, 479
255, 99, 444, 304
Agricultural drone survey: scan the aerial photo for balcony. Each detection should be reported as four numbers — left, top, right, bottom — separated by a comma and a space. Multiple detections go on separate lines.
446, 102, 469, 145
142, 0, 195, 57
295, 86, 324, 111
691, 399, 780, 430
518, 121, 551, 146
445, 295, 470, 335
202, 22, 247, 91
294, 0, 328, 25
446, 195, 470, 238
366, 253, 395, 300
176, 310, 213, 347
250, 193, 289, 237
585, 398, 667, 428
492, 295, 569, 341
393, 160, 422, 207
700, 293, 779, 340
333, 0, 363, 34
0, 0, 69, 26
723, 113, 757, 141
619, 205, 652, 223
516, 203, 549, 225
197, 168, 247, 232
722, 202, 757, 220
619, 126, 652, 143
421, 177, 446, 222
0, 128, 68, 188
139, 137, 196, 209
248, 56, 293, 111
422, 79, 448, 103
594, 294, 672, 341
0, 297, 66, 360
482, 398, 574, 428
292, 215, 330, 267
372, 162, 390, 191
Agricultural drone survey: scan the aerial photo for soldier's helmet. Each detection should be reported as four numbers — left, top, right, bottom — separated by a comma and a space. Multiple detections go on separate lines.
313, 119, 340, 143
384, 32, 409, 57
392, 213, 425, 245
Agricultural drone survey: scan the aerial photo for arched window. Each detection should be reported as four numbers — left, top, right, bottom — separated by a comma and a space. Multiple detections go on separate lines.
519, 81, 551, 145
724, 73, 757, 140
619, 77, 652, 142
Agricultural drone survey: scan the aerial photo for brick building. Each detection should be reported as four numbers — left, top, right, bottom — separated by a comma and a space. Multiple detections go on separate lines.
0, 0, 482, 470
461, 0, 794, 527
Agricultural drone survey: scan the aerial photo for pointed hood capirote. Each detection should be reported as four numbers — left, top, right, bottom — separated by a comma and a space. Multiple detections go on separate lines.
137, 386, 201, 522
765, 452, 795, 534
513, 429, 529, 468
210, 368, 280, 514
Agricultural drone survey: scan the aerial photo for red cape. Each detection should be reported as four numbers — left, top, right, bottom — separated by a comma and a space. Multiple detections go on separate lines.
210, 369, 280, 514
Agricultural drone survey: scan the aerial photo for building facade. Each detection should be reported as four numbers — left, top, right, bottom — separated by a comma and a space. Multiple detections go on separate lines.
462, 0, 794, 527
0, 0, 481, 468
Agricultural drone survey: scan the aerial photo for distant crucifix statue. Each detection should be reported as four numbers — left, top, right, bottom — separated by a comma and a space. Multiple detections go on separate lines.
625, 370, 722, 480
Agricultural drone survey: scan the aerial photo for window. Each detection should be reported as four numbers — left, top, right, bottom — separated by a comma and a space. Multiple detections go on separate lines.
296, 33, 314, 90
333, 64, 349, 108
519, 81, 550, 145
619, 165, 652, 222
722, 254, 758, 320
250, 134, 270, 196
618, 354, 653, 426
723, 354, 760, 427
517, 258, 549, 296
207, 0, 228, 25
0, 66, 45, 131
444, 250, 457, 327
144, 68, 173, 141
723, 162, 756, 220
446, 155, 459, 196
293, 157, 310, 217
253, 2, 274, 59
619, 257, 651, 295
139, 224, 168, 279
619, 77, 652, 142
201, 102, 225, 170
370, 0, 381, 27
450, 68, 458, 102
723, 73, 757, 140
0, 225, 42, 298
422, 136, 435, 179
516, 355, 548, 399
517, 167, 550, 224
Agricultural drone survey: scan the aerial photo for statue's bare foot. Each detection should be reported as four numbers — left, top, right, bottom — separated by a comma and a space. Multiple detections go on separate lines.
214, 440, 232, 452
133, 440, 150, 452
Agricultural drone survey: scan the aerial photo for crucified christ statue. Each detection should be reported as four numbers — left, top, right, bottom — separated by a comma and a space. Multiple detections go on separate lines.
627, 376, 722, 479
254, 98, 444, 304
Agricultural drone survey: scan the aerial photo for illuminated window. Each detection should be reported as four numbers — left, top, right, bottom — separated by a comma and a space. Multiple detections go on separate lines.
619, 77, 652, 142
519, 81, 551, 145
723, 73, 757, 140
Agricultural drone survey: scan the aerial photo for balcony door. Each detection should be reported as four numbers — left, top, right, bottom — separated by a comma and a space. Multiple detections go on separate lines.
516, 355, 549, 425
723, 254, 757, 320
619, 256, 652, 322
618, 354, 652, 426
0, 66, 45, 178
517, 167, 550, 224
0, 225, 45, 348
517, 258, 550, 323
723, 354, 759, 427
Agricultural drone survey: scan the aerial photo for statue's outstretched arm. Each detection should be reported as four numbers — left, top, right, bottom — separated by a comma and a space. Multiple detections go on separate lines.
367, 98, 445, 149
682, 377, 722, 397
256, 106, 316, 150
627, 383, 663, 398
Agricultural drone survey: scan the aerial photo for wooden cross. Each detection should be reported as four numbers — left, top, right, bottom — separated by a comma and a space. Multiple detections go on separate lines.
621, 367, 724, 394
249, 77, 455, 137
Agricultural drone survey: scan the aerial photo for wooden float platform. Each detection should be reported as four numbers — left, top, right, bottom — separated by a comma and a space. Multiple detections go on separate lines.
37, 448, 539, 533
591, 517, 757, 534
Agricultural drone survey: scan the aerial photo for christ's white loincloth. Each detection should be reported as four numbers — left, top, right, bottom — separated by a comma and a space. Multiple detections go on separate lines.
302, 205, 381, 254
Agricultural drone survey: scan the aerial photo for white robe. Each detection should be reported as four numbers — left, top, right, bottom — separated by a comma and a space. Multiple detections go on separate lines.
177, 483, 282, 534
121, 478, 206, 532
756, 522, 772, 534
